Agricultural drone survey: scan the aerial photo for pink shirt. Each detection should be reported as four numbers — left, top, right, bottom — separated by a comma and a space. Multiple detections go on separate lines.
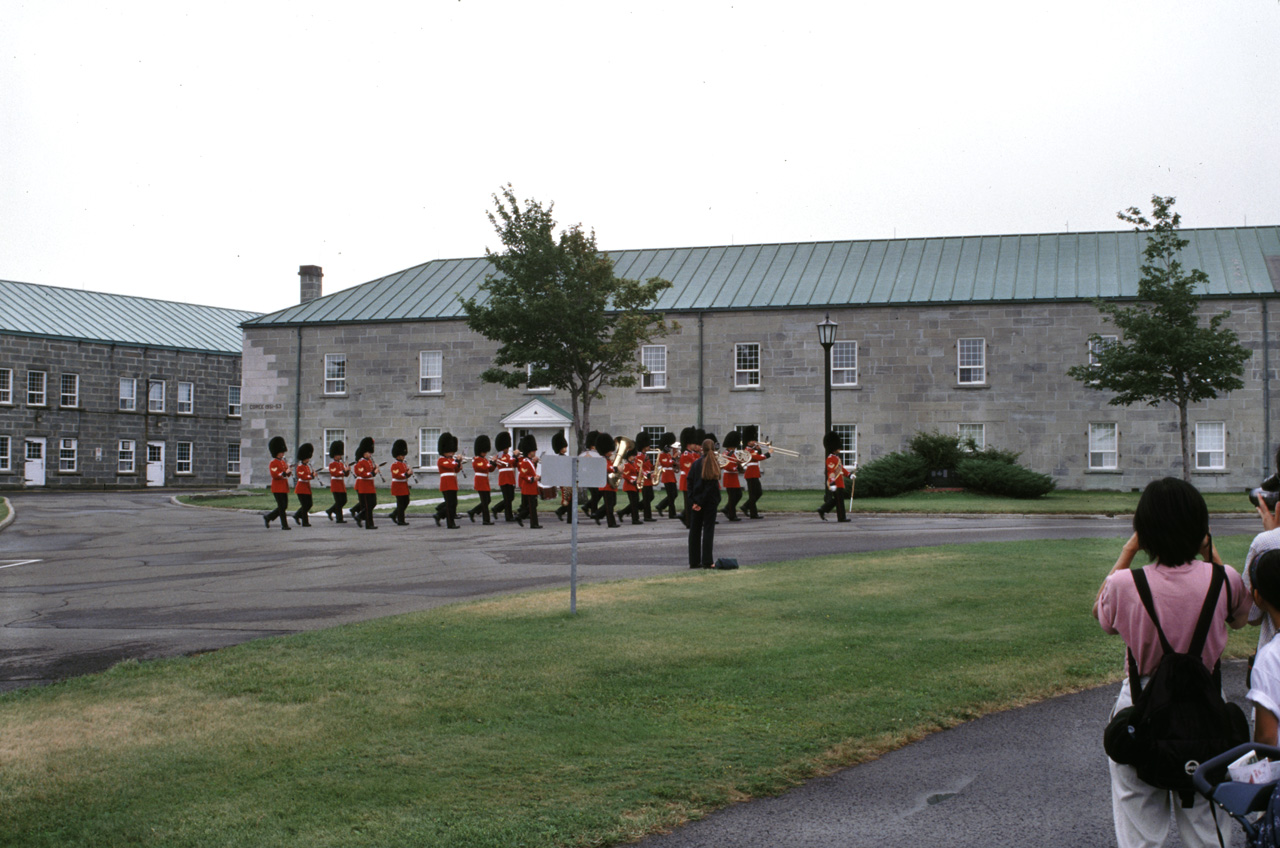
1096, 560, 1250, 676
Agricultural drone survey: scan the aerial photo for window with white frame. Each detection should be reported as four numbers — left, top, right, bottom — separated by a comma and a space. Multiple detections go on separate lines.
176, 441, 193, 474
641, 345, 667, 389
148, 379, 165, 413
324, 354, 347, 395
1089, 335, 1118, 368
419, 351, 443, 393
27, 370, 47, 406
120, 377, 137, 411
831, 341, 857, 386
1195, 422, 1226, 470
419, 427, 441, 469
228, 385, 241, 417
58, 438, 77, 473
60, 373, 79, 408
0, 435, 9, 471
323, 429, 345, 458
227, 443, 241, 475
0, 368, 11, 404
957, 338, 986, 385
958, 423, 986, 451
833, 424, 858, 468
118, 440, 136, 474
527, 363, 551, 392
642, 424, 665, 464
1089, 423, 1118, 470
177, 382, 194, 414
735, 343, 761, 388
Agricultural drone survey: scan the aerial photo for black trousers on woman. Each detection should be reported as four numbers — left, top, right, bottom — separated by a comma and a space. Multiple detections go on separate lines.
688, 504, 717, 567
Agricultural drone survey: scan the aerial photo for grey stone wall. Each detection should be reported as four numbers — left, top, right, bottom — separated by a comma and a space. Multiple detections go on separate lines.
240, 298, 1278, 493
0, 334, 244, 489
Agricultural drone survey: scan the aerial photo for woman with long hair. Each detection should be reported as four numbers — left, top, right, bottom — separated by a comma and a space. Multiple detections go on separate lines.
687, 437, 722, 568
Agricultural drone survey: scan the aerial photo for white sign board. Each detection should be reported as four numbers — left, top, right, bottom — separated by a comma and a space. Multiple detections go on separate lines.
539, 455, 607, 488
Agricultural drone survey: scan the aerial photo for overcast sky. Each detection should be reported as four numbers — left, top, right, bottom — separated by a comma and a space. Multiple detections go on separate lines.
3, 0, 1278, 314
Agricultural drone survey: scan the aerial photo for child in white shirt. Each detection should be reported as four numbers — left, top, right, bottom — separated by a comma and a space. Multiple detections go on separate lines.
1246, 549, 1280, 744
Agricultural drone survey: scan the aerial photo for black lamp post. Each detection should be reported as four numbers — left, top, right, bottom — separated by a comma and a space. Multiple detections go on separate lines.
817, 313, 838, 437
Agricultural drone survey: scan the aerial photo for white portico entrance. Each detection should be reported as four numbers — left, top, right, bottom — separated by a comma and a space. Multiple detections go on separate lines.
499, 398, 573, 457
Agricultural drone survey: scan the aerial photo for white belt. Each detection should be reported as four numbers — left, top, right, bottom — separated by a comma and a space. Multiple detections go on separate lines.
474, 472, 489, 478
440, 472, 457, 478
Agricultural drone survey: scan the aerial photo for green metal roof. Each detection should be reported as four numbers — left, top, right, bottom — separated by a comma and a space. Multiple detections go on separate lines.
0, 279, 260, 354
244, 226, 1280, 327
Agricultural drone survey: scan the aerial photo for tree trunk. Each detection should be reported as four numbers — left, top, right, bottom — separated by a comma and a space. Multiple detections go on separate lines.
1178, 400, 1191, 483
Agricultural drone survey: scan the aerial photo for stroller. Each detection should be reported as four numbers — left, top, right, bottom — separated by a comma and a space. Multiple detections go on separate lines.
1194, 743, 1280, 847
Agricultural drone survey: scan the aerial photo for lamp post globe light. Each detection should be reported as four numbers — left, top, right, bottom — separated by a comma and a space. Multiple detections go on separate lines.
817, 313, 838, 438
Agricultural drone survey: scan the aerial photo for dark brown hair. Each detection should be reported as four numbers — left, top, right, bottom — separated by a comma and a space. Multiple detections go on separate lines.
701, 438, 721, 479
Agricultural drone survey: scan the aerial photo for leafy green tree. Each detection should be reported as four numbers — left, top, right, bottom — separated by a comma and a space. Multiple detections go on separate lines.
1066, 196, 1251, 481
460, 185, 674, 451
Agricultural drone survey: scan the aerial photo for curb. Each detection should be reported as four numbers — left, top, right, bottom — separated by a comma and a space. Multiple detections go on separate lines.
0, 496, 12, 533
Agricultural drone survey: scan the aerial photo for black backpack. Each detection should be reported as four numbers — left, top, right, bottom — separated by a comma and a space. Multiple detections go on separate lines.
1103, 564, 1249, 807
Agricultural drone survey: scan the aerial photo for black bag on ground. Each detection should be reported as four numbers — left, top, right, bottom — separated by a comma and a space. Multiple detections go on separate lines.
1103, 563, 1249, 807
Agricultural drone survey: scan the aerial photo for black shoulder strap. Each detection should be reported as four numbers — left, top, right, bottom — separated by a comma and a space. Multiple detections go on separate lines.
1131, 568, 1173, 654
1187, 564, 1226, 659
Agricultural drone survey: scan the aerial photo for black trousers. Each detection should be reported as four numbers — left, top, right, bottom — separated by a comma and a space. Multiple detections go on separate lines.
617, 490, 642, 524
358, 491, 378, 528
723, 487, 743, 520
435, 490, 459, 527
392, 494, 410, 525
496, 484, 516, 521
688, 504, 717, 567
593, 490, 618, 527
468, 490, 492, 523
519, 493, 540, 527
641, 486, 654, 520
654, 482, 678, 517
743, 478, 763, 517
327, 490, 348, 521
820, 488, 847, 521
583, 487, 602, 515
293, 493, 313, 524
266, 491, 290, 528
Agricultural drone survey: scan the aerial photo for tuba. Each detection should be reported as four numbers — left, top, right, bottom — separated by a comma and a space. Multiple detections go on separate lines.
608, 436, 634, 489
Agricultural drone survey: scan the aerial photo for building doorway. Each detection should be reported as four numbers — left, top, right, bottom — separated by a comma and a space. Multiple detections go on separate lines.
146, 441, 165, 487
23, 438, 46, 487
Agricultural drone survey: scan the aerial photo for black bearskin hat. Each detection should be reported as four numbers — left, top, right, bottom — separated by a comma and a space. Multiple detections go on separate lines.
356, 437, 375, 457
623, 447, 638, 460
495, 431, 512, 452
584, 430, 598, 452
660, 431, 677, 448
702, 431, 717, 448
635, 432, 651, 452
551, 431, 568, 454
392, 439, 408, 458
595, 431, 615, 456
679, 427, 697, 448
518, 434, 537, 455
438, 431, 458, 454
269, 436, 287, 456
297, 442, 314, 462
329, 440, 344, 458
823, 431, 842, 455
474, 434, 491, 455
723, 431, 741, 450
741, 425, 760, 444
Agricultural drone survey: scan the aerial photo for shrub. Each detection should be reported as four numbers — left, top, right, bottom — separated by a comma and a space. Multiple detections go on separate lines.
970, 445, 1022, 466
955, 457, 1057, 499
853, 452, 929, 498
907, 431, 964, 472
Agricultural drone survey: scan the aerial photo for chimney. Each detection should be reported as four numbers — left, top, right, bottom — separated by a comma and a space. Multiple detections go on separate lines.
299, 265, 323, 303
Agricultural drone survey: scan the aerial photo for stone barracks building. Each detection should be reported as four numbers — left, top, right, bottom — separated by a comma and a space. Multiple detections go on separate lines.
240, 227, 1280, 492
0, 279, 258, 489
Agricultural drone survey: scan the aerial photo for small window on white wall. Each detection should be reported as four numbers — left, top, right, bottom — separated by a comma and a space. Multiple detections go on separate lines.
1089, 423, 1118, 470
1195, 422, 1226, 470
420, 351, 443, 393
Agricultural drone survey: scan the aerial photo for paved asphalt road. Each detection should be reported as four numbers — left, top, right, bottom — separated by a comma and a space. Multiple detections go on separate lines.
0, 492, 1264, 847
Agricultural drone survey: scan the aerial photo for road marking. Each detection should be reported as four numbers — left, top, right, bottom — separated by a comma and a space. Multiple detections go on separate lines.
0, 559, 42, 570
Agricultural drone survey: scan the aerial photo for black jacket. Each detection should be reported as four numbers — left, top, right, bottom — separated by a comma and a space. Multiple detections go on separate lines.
688, 457, 722, 510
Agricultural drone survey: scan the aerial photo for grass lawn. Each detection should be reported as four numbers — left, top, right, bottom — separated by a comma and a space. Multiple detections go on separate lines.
0, 533, 1261, 848
180, 487, 1254, 516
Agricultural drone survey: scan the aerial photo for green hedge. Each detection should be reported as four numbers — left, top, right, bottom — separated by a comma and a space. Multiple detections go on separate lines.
853, 452, 929, 498
955, 457, 1057, 499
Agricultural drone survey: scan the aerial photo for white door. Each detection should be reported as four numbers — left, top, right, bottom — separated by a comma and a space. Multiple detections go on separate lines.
23, 438, 46, 487
146, 441, 165, 487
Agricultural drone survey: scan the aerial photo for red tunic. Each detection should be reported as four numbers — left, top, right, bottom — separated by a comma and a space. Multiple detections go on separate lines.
471, 456, 492, 492
825, 453, 847, 490
744, 449, 767, 480
496, 450, 517, 487
599, 458, 616, 492
390, 460, 411, 497
437, 455, 460, 492
294, 462, 314, 496
353, 458, 377, 495
678, 449, 697, 492
269, 458, 290, 494
621, 458, 640, 492
642, 456, 655, 489
721, 453, 742, 489
518, 456, 539, 496
328, 459, 348, 493
659, 452, 676, 484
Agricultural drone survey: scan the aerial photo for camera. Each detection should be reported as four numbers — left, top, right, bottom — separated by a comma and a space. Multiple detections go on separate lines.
1248, 474, 1280, 510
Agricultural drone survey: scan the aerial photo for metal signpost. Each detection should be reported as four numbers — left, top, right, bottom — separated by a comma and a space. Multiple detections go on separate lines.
538, 453, 607, 614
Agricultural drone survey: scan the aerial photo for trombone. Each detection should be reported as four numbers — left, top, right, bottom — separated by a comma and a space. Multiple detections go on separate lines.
759, 439, 800, 457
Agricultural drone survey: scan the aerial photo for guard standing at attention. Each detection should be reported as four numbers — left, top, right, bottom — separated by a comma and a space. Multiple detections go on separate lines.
292, 442, 315, 527
515, 434, 541, 528
434, 432, 461, 529
325, 440, 349, 523
389, 439, 412, 526
467, 434, 494, 524
264, 436, 291, 530
817, 431, 850, 523
352, 437, 379, 530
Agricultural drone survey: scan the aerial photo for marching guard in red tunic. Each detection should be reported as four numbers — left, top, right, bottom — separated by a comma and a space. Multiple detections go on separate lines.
433, 432, 462, 529
263, 436, 291, 530
514, 434, 541, 529
389, 439, 413, 526
653, 431, 679, 519
817, 431, 850, 523
615, 447, 643, 526
324, 440, 350, 523
741, 433, 771, 520
467, 434, 494, 524
720, 431, 744, 522
677, 427, 701, 527
551, 431, 573, 522
636, 432, 656, 522
493, 431, 518, 523
292, 442, 315, 527
352, 436, 380, 530
591, 431, 619, 528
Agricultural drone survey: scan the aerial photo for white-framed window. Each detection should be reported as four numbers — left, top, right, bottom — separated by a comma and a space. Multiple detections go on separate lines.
1195, 422, 1226, 470
958, 423, 986, 451
228, 385, 241, 417
0, 368, 11, 404
642, 424, 665, 464
323, 429, 345, 457
419, 427, 441, 469
148, 379, 165, 413
324, 354, 347, 395
27, 370, 47, 406
60, 373, 79, 408
735, 343, 761, 388
831, 341, 858, 386
177, 382, 194, 415
957, 338, 986, 385
176, 441, 193, 475
0, 435, 10, 471
1089, 423, 1118, 470
1089, 335, 1118, 368
118, 440, 136, 474
641, 345, 667, 389
227, 443, 241, 475
119, 377, 137, 411
419, 351, 443, 393
527, 363, 552, 392
833, 424, 858, 468
58, 438, 77, 473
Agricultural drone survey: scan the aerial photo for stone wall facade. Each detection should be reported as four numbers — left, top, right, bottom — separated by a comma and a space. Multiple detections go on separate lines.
0, 334, 244, 489
240, 298, 1278, 493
